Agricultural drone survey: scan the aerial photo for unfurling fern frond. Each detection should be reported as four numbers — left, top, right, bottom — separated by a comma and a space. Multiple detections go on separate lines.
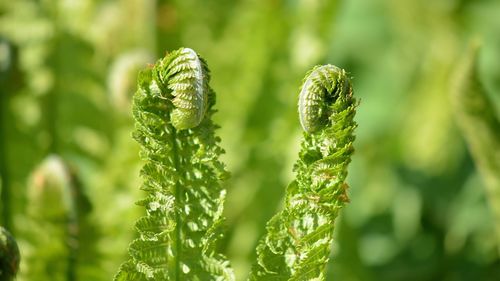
115, 48, 234, 281
158, 48, 209, 130
20, 155, 94, 281
0, 226, 20, 281
249, 65, 358, 280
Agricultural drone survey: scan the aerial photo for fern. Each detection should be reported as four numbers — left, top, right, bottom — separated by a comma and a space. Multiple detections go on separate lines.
0, 226, 20, 281
450, 42, 500, 250
19, 155, 94, 281
248, 65, 358, 280
115, 48, 234, 281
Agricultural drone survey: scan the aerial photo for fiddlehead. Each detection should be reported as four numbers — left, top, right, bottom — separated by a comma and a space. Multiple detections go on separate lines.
298, 65, 351, 133
114, 48, 234, 281
249, 65, 357, 280
158, 47, 209, 130
20, 155, 94, 281
0, 226, 20, 281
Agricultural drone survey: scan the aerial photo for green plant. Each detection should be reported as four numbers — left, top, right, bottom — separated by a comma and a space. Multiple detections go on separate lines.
249, 65, 357, 280
115, 48, 234, 280
0, 226, 20, 281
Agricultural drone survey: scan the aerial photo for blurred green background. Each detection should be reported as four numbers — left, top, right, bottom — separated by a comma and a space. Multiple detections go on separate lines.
1, 0, 500, 280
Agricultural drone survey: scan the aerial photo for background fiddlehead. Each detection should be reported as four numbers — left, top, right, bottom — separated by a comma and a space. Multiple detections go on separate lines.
249, 65, 357, 280
0, 226, 20, 281
114, 47, 234, 281
19, 155, 95, 281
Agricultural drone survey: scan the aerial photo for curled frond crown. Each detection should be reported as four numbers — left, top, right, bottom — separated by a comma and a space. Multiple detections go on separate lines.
298, 65, 352, 133
157, 47, 210, 130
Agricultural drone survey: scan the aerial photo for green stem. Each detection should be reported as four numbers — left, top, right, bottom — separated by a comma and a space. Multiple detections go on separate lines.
170, 126, 182, 281
0, 81, 11, 231
67, 193, 78, 281
0, 39, 12, 232
44, 3, 68, 279
43, 0, 60, 155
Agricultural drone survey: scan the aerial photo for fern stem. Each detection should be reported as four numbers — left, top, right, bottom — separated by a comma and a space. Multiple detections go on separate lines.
0, 38, 14, 232
169, 127, 182, 281
44, 1, 61, 155
451, 43, 500, 252
0, 72, 11, 232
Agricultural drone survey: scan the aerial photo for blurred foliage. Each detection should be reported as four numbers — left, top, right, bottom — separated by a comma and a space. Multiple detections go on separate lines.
450, 42, 500, 255
0, 0, 499, 280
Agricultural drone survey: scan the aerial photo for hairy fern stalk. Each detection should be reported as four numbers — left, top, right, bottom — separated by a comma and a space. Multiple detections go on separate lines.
115, 48, 234, 280
249, 65, 357, 280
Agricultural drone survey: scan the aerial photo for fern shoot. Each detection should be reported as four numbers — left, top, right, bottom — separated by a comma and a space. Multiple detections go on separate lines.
19, 155, 93, 281
450, 43, 500, 251
115, 48, 234, 281
249, 65, 357, 280
0, 226, 20, 281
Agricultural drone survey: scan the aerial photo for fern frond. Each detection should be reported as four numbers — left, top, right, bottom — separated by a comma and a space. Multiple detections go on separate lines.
0, 226, 20, 281
249, 65, 357, 280
450, 42, 500, 251
19, 155, 94, 281
115, 48, 234, 281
